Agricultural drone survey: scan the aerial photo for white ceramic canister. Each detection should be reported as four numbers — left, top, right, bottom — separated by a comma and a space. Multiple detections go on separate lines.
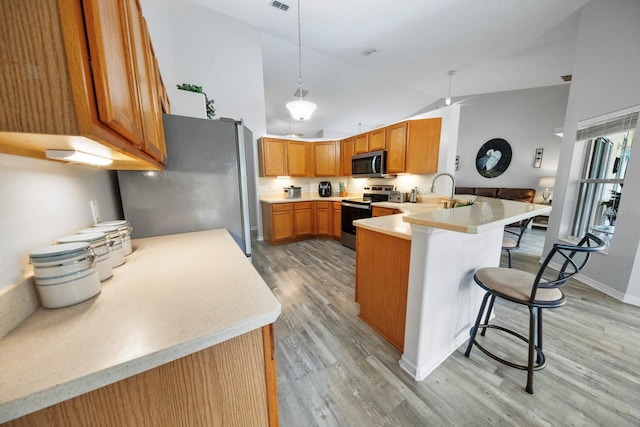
29, 242, 101, 308
94, 220, 133, 255
79, 227, 125, 268
56, 233, 113, 282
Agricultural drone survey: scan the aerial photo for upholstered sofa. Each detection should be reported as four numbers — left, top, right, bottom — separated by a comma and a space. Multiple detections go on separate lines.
455, 187, 536, 203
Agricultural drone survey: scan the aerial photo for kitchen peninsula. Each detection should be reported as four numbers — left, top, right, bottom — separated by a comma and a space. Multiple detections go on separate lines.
0, 230, 280, 426
353, 197, 551, 381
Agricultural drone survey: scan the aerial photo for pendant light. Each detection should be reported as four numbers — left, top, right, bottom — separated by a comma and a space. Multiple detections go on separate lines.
445, 70, 455, 106
286, 0, 317, 121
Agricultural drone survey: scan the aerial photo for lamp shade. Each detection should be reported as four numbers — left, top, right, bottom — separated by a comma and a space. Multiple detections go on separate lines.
538, 177, 556, 189
286, 99, 317, 121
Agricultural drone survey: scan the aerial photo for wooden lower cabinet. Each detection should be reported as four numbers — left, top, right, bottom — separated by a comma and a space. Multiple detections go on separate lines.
7, 325, 278, 427
355, 228, 411, 351
332, 202, 341, 240
294, 202, 313, 237
372, 206, 401, 217
315, 201, 331, 235
263, 201, 340, 244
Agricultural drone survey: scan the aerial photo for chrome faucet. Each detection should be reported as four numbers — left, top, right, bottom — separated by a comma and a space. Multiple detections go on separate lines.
430, 172, 456, 208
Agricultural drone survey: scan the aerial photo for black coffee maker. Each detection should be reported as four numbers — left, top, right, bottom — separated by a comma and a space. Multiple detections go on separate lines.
318, 181, 332, 197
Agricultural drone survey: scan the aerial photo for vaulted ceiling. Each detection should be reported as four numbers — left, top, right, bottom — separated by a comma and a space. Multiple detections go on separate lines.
190, 0, 589, 137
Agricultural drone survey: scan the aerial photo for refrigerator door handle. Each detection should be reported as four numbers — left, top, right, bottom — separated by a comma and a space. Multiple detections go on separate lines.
235, 119, 252, 258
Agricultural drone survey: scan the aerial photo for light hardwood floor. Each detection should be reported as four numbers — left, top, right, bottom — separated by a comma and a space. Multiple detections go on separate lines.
251, 228, 640, 426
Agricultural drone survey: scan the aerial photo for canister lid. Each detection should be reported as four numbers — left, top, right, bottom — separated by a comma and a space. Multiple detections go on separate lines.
57, 233, 106, 244
96, 220, 129, 227
29, 242, 90, 261
79, 226, 119, 234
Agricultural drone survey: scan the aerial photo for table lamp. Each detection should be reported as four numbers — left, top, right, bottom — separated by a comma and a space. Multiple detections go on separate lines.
538, 177, 556, 203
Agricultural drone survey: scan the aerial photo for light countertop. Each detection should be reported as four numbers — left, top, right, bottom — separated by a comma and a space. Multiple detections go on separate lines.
260, 193, 357, 203
0, 229, 281, 423
354, 196, 552, 239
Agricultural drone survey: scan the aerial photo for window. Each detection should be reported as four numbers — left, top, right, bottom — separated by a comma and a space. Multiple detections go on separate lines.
571, 109, 637, 244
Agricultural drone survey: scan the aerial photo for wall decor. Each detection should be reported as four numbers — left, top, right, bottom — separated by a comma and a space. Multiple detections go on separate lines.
533, 148, 544, 168
455, 155, 459, 171
475, 138, 512, 178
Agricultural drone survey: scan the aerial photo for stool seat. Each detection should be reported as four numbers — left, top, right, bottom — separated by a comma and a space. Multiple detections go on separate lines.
475, 267, 563, 304
501, 237, 518, 249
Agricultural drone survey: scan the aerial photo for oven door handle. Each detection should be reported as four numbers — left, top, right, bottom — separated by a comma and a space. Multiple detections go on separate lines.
342, 202, 371, 210
371, 156, 377, 174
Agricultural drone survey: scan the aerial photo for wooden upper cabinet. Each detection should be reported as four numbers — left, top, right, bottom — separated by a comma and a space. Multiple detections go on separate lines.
259, 138, 288, 176
369, 128, 386, 151
386, 122, 408, 173
83, 0, 144, 148
315, 141, 339, 176
354, 133, 369, 154
287, 140, 308, 176
0, 0, 167, 169
405, 118, 441, 174
341, 138, 354, 176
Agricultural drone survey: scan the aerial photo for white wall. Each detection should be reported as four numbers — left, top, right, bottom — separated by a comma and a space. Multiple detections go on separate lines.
0, 154, 121, 290
455, 85, 569, 201
545, 0, 640, 303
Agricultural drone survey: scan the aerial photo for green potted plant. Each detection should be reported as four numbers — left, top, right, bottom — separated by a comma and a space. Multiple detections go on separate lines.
176, 83, 216, 119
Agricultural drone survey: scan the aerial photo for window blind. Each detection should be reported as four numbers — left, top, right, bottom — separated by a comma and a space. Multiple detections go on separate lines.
577, 111, 638, 141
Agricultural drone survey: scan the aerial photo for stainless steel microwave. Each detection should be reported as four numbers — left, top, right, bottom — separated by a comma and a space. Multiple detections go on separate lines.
351, 150, 394, 178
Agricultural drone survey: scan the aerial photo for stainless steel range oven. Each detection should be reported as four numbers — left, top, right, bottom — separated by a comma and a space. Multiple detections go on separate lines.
341, 185, 394, 250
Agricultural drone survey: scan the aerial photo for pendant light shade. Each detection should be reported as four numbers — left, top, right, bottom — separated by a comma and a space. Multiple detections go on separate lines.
286, 0, 316, 121
286, 99, 317, 121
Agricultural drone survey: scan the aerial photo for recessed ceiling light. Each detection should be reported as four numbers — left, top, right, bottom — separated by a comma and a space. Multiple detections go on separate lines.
561, 74, 572, 82
361, 48, 378, 56
270, 1, 289, 11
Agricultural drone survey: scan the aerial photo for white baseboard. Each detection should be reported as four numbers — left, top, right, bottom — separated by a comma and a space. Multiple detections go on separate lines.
400, 331, 469, 381
574, 273, 640, 306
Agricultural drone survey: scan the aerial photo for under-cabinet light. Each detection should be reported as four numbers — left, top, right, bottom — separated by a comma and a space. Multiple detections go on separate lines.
45, 150, 113, 166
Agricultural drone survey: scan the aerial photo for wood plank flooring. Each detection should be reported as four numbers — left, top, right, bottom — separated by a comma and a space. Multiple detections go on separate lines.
251, 229, 640, 426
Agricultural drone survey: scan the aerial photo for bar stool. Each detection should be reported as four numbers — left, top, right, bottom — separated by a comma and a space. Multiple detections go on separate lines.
464, 233, 605, 394
502, 217, 534, 268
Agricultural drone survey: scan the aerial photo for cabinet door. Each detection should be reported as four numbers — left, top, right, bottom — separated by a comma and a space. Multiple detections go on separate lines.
83, 0, 144, 148
314, 141, 338, 176
405, 118, 442, 174
332, 203, 341, 239
259, 138, 288, 176
294, 203, 313, 236
315, 202, 331, 235
127, 1, 165, 162
287, 140, 308, 176
386, 122, 408, 173
369, 128, 386, 151
341, 138, 354, 176
372, 206, 395, 217
354, 133, 369, 154
271, 204, 294, 241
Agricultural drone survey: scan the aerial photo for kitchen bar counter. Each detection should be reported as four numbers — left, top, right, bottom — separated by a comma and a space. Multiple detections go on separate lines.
260, 193, 354, 204
0, 229, 281, 423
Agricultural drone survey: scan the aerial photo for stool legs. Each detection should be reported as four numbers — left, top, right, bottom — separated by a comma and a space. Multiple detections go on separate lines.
527, 306, 537, 394
465, 293, 491, 357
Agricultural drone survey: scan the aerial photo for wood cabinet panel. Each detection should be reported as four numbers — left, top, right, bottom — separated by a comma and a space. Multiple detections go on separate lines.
356, 228, 411, 351
287, 140, 308, 176
386, 122, 408, 173
332, 202, 341, 239
369, 128, 386, 151
294, 204, 313, 237
259, 138, 288, 177
354, 133, 369, 154
372, 206, 397, 217
340, 138, 354, 176
7, 327, 277, 427
314, 141, 339, 176
83, 0, 145, 148
405, 118, 441, 174
315, 201, 331, 236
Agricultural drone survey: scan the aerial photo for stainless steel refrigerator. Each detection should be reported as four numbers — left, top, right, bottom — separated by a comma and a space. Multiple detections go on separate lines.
117, 114, 254, 257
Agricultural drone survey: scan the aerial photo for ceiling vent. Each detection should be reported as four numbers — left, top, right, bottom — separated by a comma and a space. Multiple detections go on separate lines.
293, 88, 309, 98
361, 48, 378, 56
561, 74, 572, 82
270, 1, 289, 11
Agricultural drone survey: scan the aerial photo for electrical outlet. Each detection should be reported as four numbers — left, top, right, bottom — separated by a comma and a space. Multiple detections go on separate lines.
90, 200, 101, 224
